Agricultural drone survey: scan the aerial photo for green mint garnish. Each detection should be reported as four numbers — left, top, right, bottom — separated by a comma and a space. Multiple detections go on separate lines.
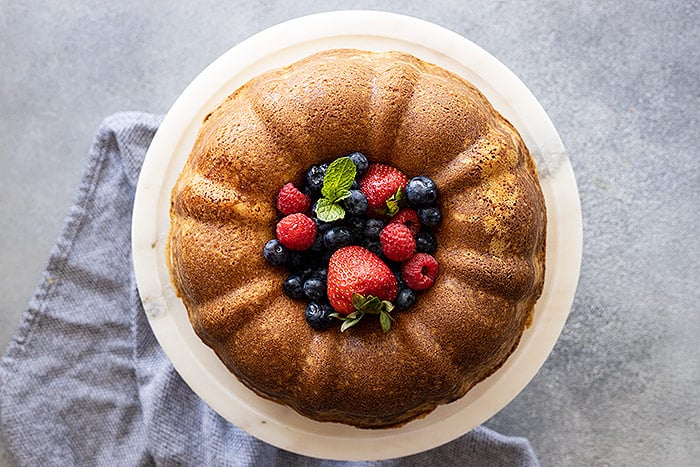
315, 198, 346, 222
321, 157, 356, 199
331, 293, 395, 332
315, 157, 356, 222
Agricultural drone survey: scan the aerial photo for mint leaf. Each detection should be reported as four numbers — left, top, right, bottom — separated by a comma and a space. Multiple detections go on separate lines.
321, 157, 356, 201
334, 189, 352, 202
314, 157, 357, 223
315, 198, 345, 222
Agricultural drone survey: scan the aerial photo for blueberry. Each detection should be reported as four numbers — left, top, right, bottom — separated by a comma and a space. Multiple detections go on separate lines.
406, 176, 438, 206
298, 266, 316, 280
361, 239, 384, 259
395, 288, 416, 311
351, 180, 360, 190
347, 152, 369, 177
385, 259, 403, 273
263, 239, 288, 266
283, 275, 305, 299
309, 234, 324, 252
286, 251, 305, 270
300, 184, 313, 196
320, 249, 335, 264
305, 164, 327, 195
417, 206, 442, 227
415, 231, 437, 253
287, 251, 319, 275
342, 190, 368, 216
363, 218, 384, 240
344, 216, 365, 239
323, 226, 354, 250
312, 268, 328, 283
303, 277, 326, 301
393, 271, 405, 289
305, 301, 336, 330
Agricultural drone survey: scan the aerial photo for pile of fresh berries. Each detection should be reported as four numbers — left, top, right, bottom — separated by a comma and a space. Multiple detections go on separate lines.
263, 152, 440, 332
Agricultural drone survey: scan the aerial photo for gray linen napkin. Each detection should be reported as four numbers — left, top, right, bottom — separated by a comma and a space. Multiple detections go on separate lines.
0, 112, 539, 466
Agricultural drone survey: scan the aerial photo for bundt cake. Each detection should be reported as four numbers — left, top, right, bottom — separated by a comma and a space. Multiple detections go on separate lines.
167, 49, 546, 429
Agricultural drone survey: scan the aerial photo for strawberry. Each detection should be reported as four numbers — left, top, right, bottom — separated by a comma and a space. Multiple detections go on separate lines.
380, 223, 416, 262
359, 163, 409, 217
276, 182, 311, 215
276, 213, 317, 251
327, 246, 398, 315
389, 208, 421, 236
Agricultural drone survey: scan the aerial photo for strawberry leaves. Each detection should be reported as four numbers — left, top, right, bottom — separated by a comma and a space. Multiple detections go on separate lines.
330, 293, 395, 333
385, 186, 404, 217
314, 157, 356, 222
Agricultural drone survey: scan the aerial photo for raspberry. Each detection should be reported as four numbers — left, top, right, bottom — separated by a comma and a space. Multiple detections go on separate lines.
380, 223, 416, 262
401, 253, 438, 290
276, 183, 311, 215
389, 208, 421, 236
276, 213, 317, 251
268, 156, 443, 328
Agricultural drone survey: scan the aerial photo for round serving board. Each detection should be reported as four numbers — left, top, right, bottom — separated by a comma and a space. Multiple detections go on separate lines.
132, 10, 582, 461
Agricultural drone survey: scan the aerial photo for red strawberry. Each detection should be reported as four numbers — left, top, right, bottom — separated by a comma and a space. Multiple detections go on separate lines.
389, 208, 421, 236
401, 253, 439, 290
276, 182, 311, 215
327, 246, 398, 315
359, 164, 409, 216
276, 213, 317, 251
380, 223, 416, 262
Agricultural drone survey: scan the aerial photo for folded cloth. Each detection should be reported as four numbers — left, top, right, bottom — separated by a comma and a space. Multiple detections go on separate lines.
0, 112, 539, 466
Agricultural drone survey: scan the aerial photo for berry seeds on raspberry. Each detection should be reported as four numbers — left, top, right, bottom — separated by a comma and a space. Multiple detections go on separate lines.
265, 152, 441, 332
401, 253, 439, 290
276, 183, 311, 215
389, 208, 421, 235
276, 213, 317, 251
380, 223, 416, 262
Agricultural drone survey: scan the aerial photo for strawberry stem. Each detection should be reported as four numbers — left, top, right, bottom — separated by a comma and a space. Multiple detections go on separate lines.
331, 293, 395, 332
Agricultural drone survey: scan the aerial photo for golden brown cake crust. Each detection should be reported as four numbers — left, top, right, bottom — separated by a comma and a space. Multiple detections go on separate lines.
167, 49, 546, 429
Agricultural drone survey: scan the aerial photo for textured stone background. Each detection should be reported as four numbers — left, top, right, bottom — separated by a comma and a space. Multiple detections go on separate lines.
1, 1, 698, 465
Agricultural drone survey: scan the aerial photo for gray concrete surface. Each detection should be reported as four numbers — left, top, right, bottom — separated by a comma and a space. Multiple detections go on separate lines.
1, 0, 698, 465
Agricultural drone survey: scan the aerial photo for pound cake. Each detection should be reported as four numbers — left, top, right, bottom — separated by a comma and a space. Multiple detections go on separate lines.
167, 49, 546, 428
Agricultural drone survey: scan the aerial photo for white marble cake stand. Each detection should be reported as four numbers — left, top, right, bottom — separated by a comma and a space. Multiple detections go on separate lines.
132, 10, 582, 461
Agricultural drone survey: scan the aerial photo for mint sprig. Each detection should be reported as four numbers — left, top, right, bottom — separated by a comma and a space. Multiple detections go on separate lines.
315, 198, 345, 221
330, 293, 395, 333
314, 157, 356, 222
